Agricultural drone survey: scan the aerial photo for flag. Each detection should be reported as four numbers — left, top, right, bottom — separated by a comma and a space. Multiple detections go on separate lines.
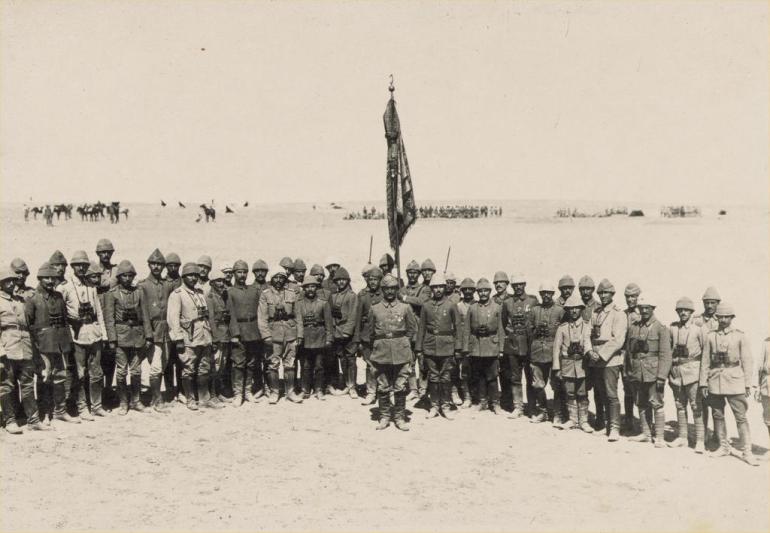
384, 91, 417, 250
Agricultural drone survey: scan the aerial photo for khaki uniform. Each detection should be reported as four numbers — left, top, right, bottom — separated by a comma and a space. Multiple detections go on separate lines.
0, 291, 40, 424
258, 286, 301, 394
668, 319, 706, 444
206, 286, 232, 400
227, 283, 262, 400
330, 286, 358, 392
588, 304, 627, 432
137, 275, 173, 385
451, 298, 475, 402
416, 297, 461, 410
296, 296, 333, 395
463, 300, 504, 407
552, 319, 592, 423
529, 302, 563, 416
500, 294, 537, 411
355, 288, 383, 397
758, 338, 769, 428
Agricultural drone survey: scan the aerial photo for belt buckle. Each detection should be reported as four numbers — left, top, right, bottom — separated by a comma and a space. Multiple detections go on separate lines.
385, 332, 393, 339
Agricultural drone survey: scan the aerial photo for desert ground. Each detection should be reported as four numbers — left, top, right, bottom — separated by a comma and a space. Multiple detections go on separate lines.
1, 200, 768, 532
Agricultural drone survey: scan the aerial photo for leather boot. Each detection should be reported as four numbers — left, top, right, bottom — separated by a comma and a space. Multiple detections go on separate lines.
90, 380, 106, 416
267, 371, 280, 404
426, 382, 439, 418
475, 377, 487, 412
594, 392, 605, 432
629, 408, 652, 442
512, 383, 524, 414
301, 362, 312, 398
244, 371, 255, 402
130, 376, 147, 413
346, 360, 358, 399
285, 370, 303, 403
181, 377, 198, 410
578, 400, 593, 433
117, 380, 130, 415
75, 378, 92, 420
197, 374, 222, 409
376, 392, 392, 430
451, 385, 462, 406
694, 411, 705, 453
654, 408, 667, 447
231, 367, 244, 405
460, 381, 472, 409
709, 417, 730, 457
607, 402, 620, 441
441, 383, 456, 420
393, 391, 410, 431
668, 408, 688, 447
150, 375, 166, 413
737, 421, 758, 466
558, 399, 577, 430
489, 383, 501, 415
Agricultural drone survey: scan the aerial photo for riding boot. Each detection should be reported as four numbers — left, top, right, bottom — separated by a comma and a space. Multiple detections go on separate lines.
607, 402, 620, 441
475, 376, 488, 412
512, 383, 524, 413
130, 376, 147, 412
90, 380, 103, 413
710, 416, 730, 457
244, 371, 256, 401
460, 380, 472, 409
285, 370, 303, 403
267, 371, 280, 404
427, 382, 439, 416
376, 391, 392, 430
231, 366, 244, 404
314, 364, 325, 399
117, 380, 129, 414
440, 383, 455, 420
197, 374, 211, 405
181, 377, 197, 410
393, 391, 410, 431
300, 362, 312, 396
654, 408, 667, 447
578, 400, 593, 433
489, 381, 501, 415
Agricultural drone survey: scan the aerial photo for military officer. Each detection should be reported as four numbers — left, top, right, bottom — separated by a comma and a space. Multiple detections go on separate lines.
699, 303, 758, 466
756, 337, 770, 438
585, 279, 627, 440
578, 276, 599, 320
26, 262, 76, 424
206, 268, 233, 406
556, 275, 575, 307
59, 250, 108, 420
296, 276, 333, 400
137, 249, 174, 412
667, 297, 706, 452
258, 270, 302, 404
196, 255, 213, 296
378, 253, 395, 277
364, 274, 418, 431
220, 263, 234, 287
1, 269, 50, 433
329, 267, 359, 398
451, 278, 476, 408
621, 283, 641, 432
104, 261, 153, 415
162, 252, 183, 403
307, 264, 328, 298
228, 259, 263, 405
625, 296, 672, 447
400, 259, 429, 402
492, 271, 510, 305
167, 263, 218, 411
165, 252, 182, 290
95, 238, 117, 407
322, 258, 340, 295
279, 256, 294, 279
48, 250, 68, 286
354, 265, 383, 405
10, 258, 35, 300
500, 273, 537, 418
693, 286, 721, 449
415, 274, 462, 419
529, 282, 563, 423
292, 259, 307, 286
552, 293, 593, 431
444, 272, 461, 305
250, 259, 270, 396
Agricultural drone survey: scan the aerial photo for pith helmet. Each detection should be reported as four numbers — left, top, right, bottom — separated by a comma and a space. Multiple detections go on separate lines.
379, 253, 394, 269
558, 275, 575, 289
37, 262, 57, 278
493, 271, 509, 283
624, 283, 641, 297
95, 238, 114, 252
147, 248, 165, 264
69, 250, 90, 265
460, 277, 476, 289
270, 270, 288, 281
366, 265, 383, 279
293, 258, 307, 271
219, 262, 233, 274
563, 293, 585, 308
476, 278, 492, 290
421, 259, 436, 272
233, 260, 249, 272
444, 271, 457, 282
181, 263, 200, 276
597, 279, 615, 293
675, 297, 695, 311
333, 267, 350, 281
429, 273, 446, 287
405, 260, 420, 272
116, 260, 136, 277
302, 276, 319, 287
578, 275, 595, 289
539, 281, 556, 293
196, 255, 213, 269
86, 261, 103, 276
702, 286, 721, 301
10, 258, 29, 274
324, 256, 340, 268
715, 302, 735, 317
381, 274, 399, 288
165, 252, 181, 265
209, 269, 225, 281
251, 259, 268, 272
636, 295, 655, 308
511, 273, 526, 285
279, 257, 294, 270
309, 264, 324, 276
49, 250, 67, 266
0, 269, 16, 283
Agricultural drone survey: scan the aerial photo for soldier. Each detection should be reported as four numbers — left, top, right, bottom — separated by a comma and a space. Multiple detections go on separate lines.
322, 258, 340, 295
49, 250, 68, 286
250, 259, 270, 396
228, 259, 263, 405
500, 273, 537, 418
279, 257, 295, 279
585, 279, 627, 440
329, 267, 359, 398
420, 259, 436, 287
667, 297, 706, 452
400, 260, 429, 402
415, 273, 461, 419
621, 283, 641, 432
26, 262, 76, 424
95, 238, 117, 407
756, 337, 770, 438
59, 251, 108, 420
552, 293, 593, 431
196, 255, 213, 296
296, 276, 333, 400
162, 252, 183, 403
206, 268, 233, 405
699, 303, 758, 465
694, 286, 721, 446
1, 269, 50, 433
292, 259, 307, 286
578, 276, 599, 320
492, 271, 510, 305
451, 278, 476, 408
258, 270, 302, 404
309, 264, 330, 300
378, 254, 395, 277
167, 263, 219, 411
104, 260, 153, 415
625, 296, 672, 447
444, 272, 460, 305
165, 252, 182, 290
556, 275, 575, 307
251, 259, 269, 292
354, 265, 383, 405
364, 274, 418, 431
529, 282, 563, 423
137, 249, 174, 412
463, 278, 504, 413
220, 263, 234, 287
10, 258, 35, 300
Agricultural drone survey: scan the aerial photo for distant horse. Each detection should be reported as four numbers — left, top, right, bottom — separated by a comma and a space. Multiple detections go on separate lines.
199, 204, 216, 222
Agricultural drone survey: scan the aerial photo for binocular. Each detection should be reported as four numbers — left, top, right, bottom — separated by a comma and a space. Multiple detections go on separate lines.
331, 306, 343, 320
672, 345, 689, 358
567, 342, 583, 356
49, 312, 66, 327
303, 315, 318, 327
476, 325, 490, 336
510, 313, 525, 327
78, 302, 96, 323
122, 307, 139, 324
714, 351, 729, 364
273, 308, 290, 321
220, 311, 230, 323
196, 306, 209, 320
535, 323, 549, 338
631, 339, 649, 354
591, 325, 602, 341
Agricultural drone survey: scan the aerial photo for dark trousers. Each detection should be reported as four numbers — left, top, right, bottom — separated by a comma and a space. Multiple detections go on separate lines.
529, 361, 551, 411
100, 343, 116, 405
451, 355, 471, 399
332, 338, 357, 389
179, 345, 212, 403
373, 362, 410, 421
425, 355, 456, 409
211, 342, 232, 397
0, 358, 39, 425
37, 351, 68, 418
231, 340, 259, 398
360, 344, 376, 395
164, 341, 184, 400
72, 342, 104, 413
591, 365, 621, 430
299, 347, 326, 394
503, 354, 529, 410
631, 380, 664, 438
470, 357, 500, 406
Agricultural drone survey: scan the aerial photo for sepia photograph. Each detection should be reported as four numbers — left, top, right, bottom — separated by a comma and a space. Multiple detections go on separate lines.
0, 1, 768, 532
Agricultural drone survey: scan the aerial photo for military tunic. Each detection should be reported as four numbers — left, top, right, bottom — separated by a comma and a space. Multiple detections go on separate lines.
166, 284, 213, 381
416, 297, 461, 357
365, 300, 418, 366
462, 301, 504, 357
668, 319, 705, 386
552, 320, 592, 379
625, 316, 672, 383
137, 275, 172, 343
500, 294, 536, 356
0, 291, 39, 423
529, 303, 563, 364
699, 327, 753, 395
296, 297, 333, 350
104, 286, 152, 349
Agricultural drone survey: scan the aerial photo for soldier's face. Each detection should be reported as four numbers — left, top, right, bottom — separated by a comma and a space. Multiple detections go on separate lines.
446, 280, 456, 293
569, 307, 583, 321
73, 264, 88, 277
382, 285, 398, 301
625, 294, 638, 308
477, 288, 490, 302
598, 290, 614, 306
14, 271, 27, 287
234, 270, 248, 284
717, 315, 733, 329
579, 287, 594, 300
97, 251, 113, 264
39, 276, 56, 291
272, 275, 287, 289
166, 264, 180, 277
210, 278, 225, 291
461, 287, 475, 301
494, 281, 508, 294
540, 291, 554, 305
335, 278, 349, 291
512, 283, 525, 296
406, 270, 419, 284
254, 269, 267, 283
367, 277, 381, 291
294, 270, 305, 282
327, 265, 339, 276
1, 279, 16, 295
431, 285, 445, 299
559, 286, 574, 300
52, 264, 65, 277
148, 262, 164, 277
198, 266, 211, 278
223, 271, 234, 284
421, 270, 434, 283
118, 273, 134, 288
182, 273, 199, 289
703, 300, 719, 315
639, 306, 653, 321
676, 308, 693, 322
313, 272, 325, 282
86, 274, 101, 286
304, 284, 318, 299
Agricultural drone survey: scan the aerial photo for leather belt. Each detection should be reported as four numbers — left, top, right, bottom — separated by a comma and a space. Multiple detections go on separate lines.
672, 356, 701, 366
1, 324, 29, 332
237, 317, 256, 323
374, 331, 406, 340
711, 361, 740, 368
473, 330, 497, 338
427, 328, 454, 336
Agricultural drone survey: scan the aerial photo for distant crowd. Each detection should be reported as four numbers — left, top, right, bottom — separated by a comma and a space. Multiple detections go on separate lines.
418, 205, 502, 219
24, 203, 127, 225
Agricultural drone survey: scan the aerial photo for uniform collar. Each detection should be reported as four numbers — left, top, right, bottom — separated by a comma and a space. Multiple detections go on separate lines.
477, 300, 491, 307
383, 299, 397, 307
0, 291, 13, 301
145, 275, 164, 285
718, 326, 733, 334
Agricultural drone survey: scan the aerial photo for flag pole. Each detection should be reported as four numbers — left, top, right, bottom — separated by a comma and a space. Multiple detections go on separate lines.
389, 76, 402, 286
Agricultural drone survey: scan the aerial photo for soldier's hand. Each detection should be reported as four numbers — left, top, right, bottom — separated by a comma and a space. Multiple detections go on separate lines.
700, 386, 709, 399
498, 351, 504, 359
655, 379, 666, 394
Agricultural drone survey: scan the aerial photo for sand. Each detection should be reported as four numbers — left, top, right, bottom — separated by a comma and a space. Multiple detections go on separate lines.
1, 200, 768, 532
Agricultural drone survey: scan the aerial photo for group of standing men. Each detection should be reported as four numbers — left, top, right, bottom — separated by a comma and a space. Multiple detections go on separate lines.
1, 240, 768, 467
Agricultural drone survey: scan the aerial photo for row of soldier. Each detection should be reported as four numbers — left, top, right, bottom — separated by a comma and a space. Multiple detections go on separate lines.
1, 241, 767, 466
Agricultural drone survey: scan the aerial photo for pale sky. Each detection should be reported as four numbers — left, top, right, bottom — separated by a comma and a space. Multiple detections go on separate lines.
1, 1, 767, 205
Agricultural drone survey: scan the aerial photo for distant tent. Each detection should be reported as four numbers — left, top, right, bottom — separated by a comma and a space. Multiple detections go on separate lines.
718, 209, 727, 215
629, 210, 644, 217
